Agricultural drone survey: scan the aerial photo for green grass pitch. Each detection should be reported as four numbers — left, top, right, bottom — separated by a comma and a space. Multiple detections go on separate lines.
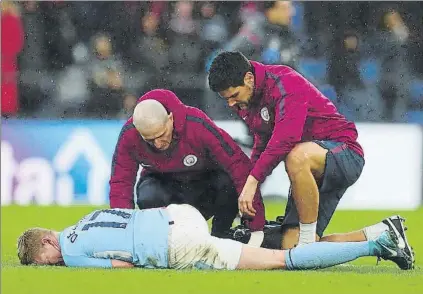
2, 201, 422, 294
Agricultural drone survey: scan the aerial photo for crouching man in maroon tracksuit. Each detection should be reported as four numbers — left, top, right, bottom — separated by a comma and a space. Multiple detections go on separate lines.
109, 89, 265, 237
208, 51, 365, 247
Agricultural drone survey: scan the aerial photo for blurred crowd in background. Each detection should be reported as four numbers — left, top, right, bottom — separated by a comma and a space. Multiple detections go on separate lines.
2, 1, 423, 122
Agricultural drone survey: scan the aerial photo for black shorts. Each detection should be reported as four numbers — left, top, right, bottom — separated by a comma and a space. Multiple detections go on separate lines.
282, 140, 365, 237
135, 170, 239, 236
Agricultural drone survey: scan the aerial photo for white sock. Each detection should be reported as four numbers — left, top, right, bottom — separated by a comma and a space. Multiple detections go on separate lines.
298, 221, 317, 246
363, 222, 389, 241
247, 231, 264, 247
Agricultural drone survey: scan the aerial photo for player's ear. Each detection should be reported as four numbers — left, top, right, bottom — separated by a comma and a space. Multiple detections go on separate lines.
41, 234, 55, 246
244, 72, 254, 87
41, 237, 50, 246
168, 112, 174, 123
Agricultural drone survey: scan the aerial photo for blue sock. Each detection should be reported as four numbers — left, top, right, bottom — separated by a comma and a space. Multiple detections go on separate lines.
285, 241, 375, 270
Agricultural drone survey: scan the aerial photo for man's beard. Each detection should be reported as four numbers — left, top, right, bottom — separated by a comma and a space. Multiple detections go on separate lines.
239, 86, 255, 109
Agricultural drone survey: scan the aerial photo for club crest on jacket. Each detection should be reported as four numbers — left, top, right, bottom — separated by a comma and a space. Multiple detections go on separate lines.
183, 155, 198, 167
260, 107, 270, 122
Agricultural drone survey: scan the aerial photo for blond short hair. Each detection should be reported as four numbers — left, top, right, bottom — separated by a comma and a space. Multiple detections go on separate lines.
133, 99, 169, 132
17, 228, 51, 265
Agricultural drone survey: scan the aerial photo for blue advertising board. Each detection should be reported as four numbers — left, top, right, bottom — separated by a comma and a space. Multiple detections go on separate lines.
1, 119, 124, 206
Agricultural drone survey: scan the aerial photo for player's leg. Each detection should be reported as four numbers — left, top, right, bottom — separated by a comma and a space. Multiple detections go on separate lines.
320, 230, 366, 242
321, 215, 405, 242
237, 239, 368, 270
282, 141, 365, 248
284, 142, 328, 245
135, 175, 174, 209
320, 215, 397, 242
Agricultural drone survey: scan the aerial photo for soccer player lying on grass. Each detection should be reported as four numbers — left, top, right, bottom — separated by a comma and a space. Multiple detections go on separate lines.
17, 204, 414, 270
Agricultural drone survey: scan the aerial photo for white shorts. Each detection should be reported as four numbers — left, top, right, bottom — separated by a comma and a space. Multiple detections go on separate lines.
166, 204, 243, 270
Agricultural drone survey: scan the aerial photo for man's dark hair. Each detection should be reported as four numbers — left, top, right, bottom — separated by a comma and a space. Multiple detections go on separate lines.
208, 51, 252, 92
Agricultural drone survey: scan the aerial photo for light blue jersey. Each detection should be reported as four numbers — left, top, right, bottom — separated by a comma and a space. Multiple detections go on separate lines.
59, 208, 170, 268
